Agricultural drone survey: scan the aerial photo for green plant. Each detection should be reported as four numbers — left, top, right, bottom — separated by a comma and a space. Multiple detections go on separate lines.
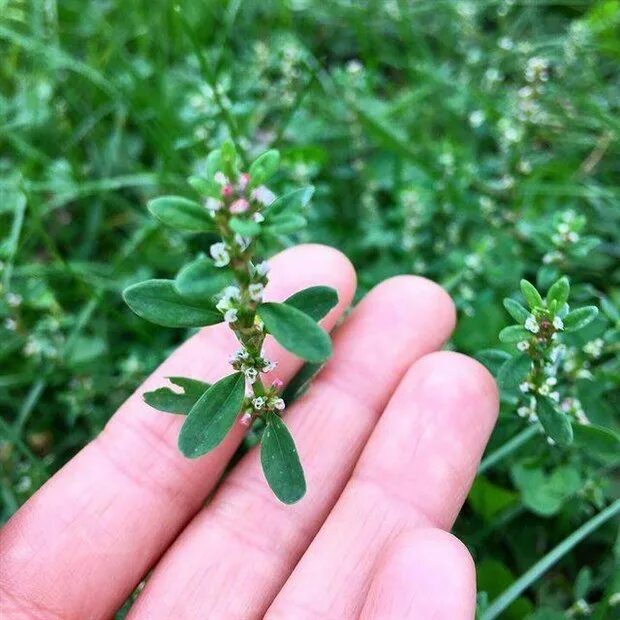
123, 143, 336, 504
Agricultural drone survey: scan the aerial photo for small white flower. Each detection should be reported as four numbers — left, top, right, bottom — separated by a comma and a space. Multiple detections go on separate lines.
261, 359, 277, 373
214, 171, 229, 186
239, 411, 253, 427
210, 242, 230, 267
583, 338, 604, 358
252, 185, 276, 206
567, 231, 579, 243
6, 293, 22, 307
4, 318, 16, 331
517, 341, 530, 351
220, 285, 241, 302
253, 212, 265, 223
469, 110, 485, 128
224, 308, 238, 324
252, 396, 265, 410
272, 398, 285, 411
234, 234, 251, 251
248, 283, 264, 302
524, 315, 539, 334
254, 261, 270, 277
545, 376, 558, 386
549, 391, 560, 402
546, 436, 556, 446
244, 367, 258, 384
552, 316, 564, 330
230, 198, 249, 214
519, 382, 531, 393
538, 383, 550, 396
517, 406, 529, 418
204, 197, 222, 212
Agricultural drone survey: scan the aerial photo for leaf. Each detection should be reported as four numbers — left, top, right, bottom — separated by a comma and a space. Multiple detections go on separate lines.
265, 186, 314, 219
221, 140, 238, 178
178, 372, 245, 458
187, 175, 220, 198
468, 477, 518, 522
497, 353, 531, 391
229, 216, 261, 237
175, 257, 232, 301
267, 213, 307, 234
257, 302, 332, 363
563, 306, 599, 332
503, 298, 530, 324
123, 279, 221, 328
284, 286, 339, 322
520, 279, 543, 310
537, 397, 573, 447
147, 196, 214, 233
476, 349, 512, 375
144, 377, 210, 414
572, 423, 620, 462
205, 148, 223, 178
546, 276, 570, 309
249, 149, 280, 186
261, 412, 306, 504
499, 325, 530, 343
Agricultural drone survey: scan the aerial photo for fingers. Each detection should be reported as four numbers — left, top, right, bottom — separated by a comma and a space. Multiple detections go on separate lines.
0, 245, 356, 620
127, 276, 456, 620
267, 352, 498, 618
359, 529, 476, 620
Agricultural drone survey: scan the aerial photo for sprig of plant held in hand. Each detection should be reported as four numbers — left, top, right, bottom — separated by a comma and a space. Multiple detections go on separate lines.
123, 142, 338, 504
494, 276, 600, 447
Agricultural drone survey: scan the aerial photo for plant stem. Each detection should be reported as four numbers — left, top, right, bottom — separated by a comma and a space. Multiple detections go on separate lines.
481, 498, 620, 620
478, 426, 538, 474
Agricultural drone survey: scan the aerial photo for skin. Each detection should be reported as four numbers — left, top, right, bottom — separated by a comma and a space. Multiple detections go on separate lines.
0, 244, 498, 620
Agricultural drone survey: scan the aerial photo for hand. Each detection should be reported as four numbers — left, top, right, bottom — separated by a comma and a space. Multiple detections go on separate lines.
0, 244, 498, 620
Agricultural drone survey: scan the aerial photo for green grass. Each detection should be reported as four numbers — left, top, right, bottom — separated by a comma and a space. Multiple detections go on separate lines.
1, 1, 619, 617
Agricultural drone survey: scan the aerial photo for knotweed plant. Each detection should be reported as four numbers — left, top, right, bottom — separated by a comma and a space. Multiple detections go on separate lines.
495, 277, 600, 447
123, 143, 337, 504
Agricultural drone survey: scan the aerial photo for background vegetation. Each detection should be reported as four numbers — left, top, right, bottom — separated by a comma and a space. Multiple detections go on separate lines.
1, 0, 619, 617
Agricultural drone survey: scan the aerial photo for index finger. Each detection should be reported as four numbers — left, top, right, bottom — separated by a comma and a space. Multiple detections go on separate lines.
0, 244, 356, 620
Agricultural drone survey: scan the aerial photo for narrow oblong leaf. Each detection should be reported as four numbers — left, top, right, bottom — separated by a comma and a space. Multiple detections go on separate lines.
499, 325, 530, 343
497, 353, 531, 391
178, 372, 245, 458
520, 279, 543, 310
144, 377, 210, 414
537, 397, 573, 447
563, 306, 599, 332
261, 412, 306, 504
267, 213, 307, 235
123, 279, 221, 327
175, 257, 232, 301
503, 298, 530, 324
284, 286, 339, 322
258, 302, 332, 363
572, 423, 620, 461
265, 186, 314, 219
187, 175, 220, 198
147, 196, 215, 233
546, 276, 570, 309
249, 149, 280, 187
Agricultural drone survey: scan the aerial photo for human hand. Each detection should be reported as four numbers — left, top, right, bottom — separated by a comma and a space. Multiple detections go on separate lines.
0, 244, 498, 620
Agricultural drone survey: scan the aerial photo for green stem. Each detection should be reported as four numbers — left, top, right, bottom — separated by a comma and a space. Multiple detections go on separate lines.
481, 498, 620, 620
478, 426, 538, 474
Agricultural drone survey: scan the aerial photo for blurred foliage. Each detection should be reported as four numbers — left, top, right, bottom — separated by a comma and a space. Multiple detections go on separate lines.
1, 0, 619, 617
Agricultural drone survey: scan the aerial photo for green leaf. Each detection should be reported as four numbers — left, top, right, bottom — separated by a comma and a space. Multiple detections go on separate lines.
261, 412, 306, 504
476, 349, 512, 375
503, 298, 530, 324
563, 306, 599, 332
175, 257, 232, 301
249, 149, 280, 187
520, 279, 543, 310
497, 353, 531, 391
499, 325, 530, 343
221, 140, 238, 178
205, 148, 223, 178
537, 397, 573, 447
187, 175, 220, 198
284, 286, 339, 322
572, 423, 620, 462
546, 276, 570, 309
144, 377, 210, 414
229, 216, 261, 237
267, 213, 307, 235
123, 279, 221, 328
178, 372, 246, 458
147, 196, 214, 233
265, 186, 314, 219
258, 302, 332, 363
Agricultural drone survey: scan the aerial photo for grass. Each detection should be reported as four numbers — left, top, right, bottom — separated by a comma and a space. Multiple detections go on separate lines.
1, 1, 619, 617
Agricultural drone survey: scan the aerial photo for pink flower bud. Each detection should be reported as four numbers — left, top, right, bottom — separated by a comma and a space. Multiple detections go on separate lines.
271, 378, 284, 390
230, 198, 250, 214
239, 412, 253, 427
222, 184, 234, 197
238, 173, 251, 190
